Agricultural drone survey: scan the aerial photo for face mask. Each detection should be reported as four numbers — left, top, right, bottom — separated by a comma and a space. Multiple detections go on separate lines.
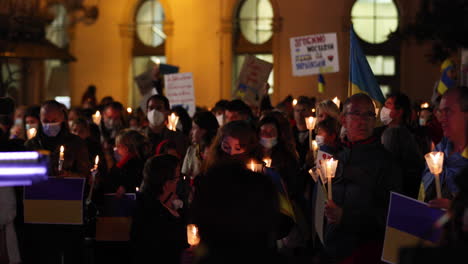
15, 118, 23, 126
216, 114, 224, 126
25, 123, 38, 131
380, 106, 392, 126
147, 109, 165, 127
315, 135, 325, 146
260, 137, 278, 149
419, 118, 427, 126
42, 122, 62, 137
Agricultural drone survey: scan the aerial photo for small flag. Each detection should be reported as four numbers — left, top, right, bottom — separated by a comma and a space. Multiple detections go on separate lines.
318, 74, 325, 93
436, 59, 456, 95
349, 25, 386, 104
95, 193, 136, 241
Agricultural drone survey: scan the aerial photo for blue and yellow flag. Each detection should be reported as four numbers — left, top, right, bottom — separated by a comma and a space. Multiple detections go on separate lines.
318, 74, 325, 93
436, 59, 456, 95
349, 26, 385, 104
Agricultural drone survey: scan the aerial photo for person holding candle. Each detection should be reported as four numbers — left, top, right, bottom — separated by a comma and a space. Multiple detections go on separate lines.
321, 93, 402, 264
107, 129, 148, 197
421, 86, 468, 209
292, 96, 315, 166
131, 154, 188, 264
25, 100, 90, 178
143, 95, 189, 160
21, 105, 40, 140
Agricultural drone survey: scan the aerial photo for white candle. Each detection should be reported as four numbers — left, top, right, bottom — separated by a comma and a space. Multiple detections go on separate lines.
27, 127, 37, 139
167, 113, 179, 131
424, 152, 444, 199
305, 116, 316, 131
324, 158, 338, 201
332, 97, 340, 108
187, 224, 200, 246
92, 111, 101, 125
58, 145, 65, 172
93, 155, 99, 171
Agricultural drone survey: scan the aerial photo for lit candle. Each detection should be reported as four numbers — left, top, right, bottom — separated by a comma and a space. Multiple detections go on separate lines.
292, 99, 298, 107
420, 102, 430, 109
92, 111, 101, 125
187, 224, 200, 247
58, 145, 64, 172
93, 155, 99, 171
250, 160, 255, 171
324, 158, 338, 201
167, 113, 179, 131
424, 152, 444, 199
311, 108, 316, 113
312, 140, 318, 165
27, 127, 37, 139
247, 160, 262, 172
263, 158, 272, 168
127, 107, 132, 114
332, 97, 340, 108
136, 187, 140, 192
305, 116, 316, 151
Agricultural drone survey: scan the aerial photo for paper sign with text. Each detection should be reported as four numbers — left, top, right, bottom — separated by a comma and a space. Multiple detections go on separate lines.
234, 55, 273, 107
164, 72, 196, 117
290, 32, 339, 76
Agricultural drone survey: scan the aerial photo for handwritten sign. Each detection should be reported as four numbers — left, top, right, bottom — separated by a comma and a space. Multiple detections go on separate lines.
290, 33, 339, 76
164, 72, 196, 117
234, 55, 273, 107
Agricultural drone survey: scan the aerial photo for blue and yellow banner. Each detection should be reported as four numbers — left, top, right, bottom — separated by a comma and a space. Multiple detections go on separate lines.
95, 193, 136, 241
382, 192, 445, 264
318, 74, 325, 93
24, 177, 85, 225
349, 25, 385, 104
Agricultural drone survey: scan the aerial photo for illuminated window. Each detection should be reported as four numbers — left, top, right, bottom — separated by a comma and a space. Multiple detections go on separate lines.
238, 0, 274, 45
351, 0, 398, 44
366, 55, 395, 76
233, 0, 274, 95
135, 0, 165, 47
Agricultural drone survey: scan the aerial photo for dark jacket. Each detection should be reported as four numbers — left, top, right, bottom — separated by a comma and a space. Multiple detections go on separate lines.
131, 194, 188, 264
143, 126, 189, 159
324, 137, 402, 262
107, 156, 145, 193
25, 127, 90, 178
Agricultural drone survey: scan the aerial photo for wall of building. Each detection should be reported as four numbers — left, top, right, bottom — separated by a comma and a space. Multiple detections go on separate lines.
68, 0, 439, 110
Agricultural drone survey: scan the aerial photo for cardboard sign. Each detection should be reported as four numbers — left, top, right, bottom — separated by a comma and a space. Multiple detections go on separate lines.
234, 55, 273, 106
164, 72, 196, 117
290, 32, 339, 76
24, 177, 85, 225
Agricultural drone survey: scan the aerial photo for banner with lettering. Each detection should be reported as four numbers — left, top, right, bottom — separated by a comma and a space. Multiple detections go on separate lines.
164, 72, 196, 117
290, 33, 339, 76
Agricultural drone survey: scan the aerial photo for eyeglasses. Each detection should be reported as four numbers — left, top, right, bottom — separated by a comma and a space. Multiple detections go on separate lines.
345, 111, 376, 120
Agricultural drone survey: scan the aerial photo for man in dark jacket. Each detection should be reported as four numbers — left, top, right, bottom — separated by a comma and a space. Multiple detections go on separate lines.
323, 93, 402, 264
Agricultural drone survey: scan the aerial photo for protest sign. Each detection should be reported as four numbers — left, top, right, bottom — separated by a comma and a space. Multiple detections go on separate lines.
95, 193, 136, 241
164, 72, 196, 117
290, 32, 339, 76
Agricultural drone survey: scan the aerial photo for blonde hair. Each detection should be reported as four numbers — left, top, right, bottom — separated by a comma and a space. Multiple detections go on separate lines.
317, 100, 340, 121
115, 129, 149, 159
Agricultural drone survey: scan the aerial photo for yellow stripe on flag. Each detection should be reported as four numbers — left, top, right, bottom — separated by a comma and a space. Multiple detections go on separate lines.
24, 200, 83, 224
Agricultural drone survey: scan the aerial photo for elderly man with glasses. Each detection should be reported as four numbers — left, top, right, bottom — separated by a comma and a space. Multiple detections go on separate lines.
321, 93, 402, 264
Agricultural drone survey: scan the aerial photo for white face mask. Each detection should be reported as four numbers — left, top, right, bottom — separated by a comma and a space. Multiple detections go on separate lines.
260, 137, 278, 149
25, 123, 38, 131
216, 114, 224, 127
315, 135, 325, 146
147, 109, 165, 127
380, 106, 393, 126
42, 122, 62, 137
15, 118, 23, 126
419, 118, 427, 126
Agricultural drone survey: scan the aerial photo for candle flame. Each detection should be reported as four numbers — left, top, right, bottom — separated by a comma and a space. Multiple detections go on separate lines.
250, 160, 255, 171
136, 187, 139, 192
292, 99, 298, 107
420, 102, 430, 109
306, 116, 316, 130
187, 224, 200, 246
27, 128, 37, 139
263, 158, 272, 168
127, 107, 132, 114
312, 140, 318, 151
60, 145, 64, 153
312, 108, 316, 113
94, 111, 100, 117
94, 155, 99, 165
332, 97, 340, 107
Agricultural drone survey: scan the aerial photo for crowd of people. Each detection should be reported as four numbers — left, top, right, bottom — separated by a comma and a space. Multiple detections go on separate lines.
0, 77, 468, 264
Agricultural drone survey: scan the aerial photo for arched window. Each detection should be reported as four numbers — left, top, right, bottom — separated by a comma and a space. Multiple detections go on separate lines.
131, 0, 166, 108
351, 0, 400, 96
233, 0, 274, 95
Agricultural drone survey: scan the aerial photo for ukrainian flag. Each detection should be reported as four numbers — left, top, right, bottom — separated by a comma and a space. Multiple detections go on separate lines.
318, 74, 325, 94
349, 25, 385, 104
436, 59, 455, 95
382, 192, 445, 264
95, 193, 136, 241
24, 177, 85, 225
265, 168, 295, 221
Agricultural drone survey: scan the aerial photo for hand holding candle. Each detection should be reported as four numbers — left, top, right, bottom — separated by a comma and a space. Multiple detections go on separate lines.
187, 224, 200, 247
27, 127, 37, 139
92, 111, 101, 125
324, 158, 338, 201
263, 158, 272, 168
425, 151, 444, 199
305, 116, 316, 151
167, 113, 179, 131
